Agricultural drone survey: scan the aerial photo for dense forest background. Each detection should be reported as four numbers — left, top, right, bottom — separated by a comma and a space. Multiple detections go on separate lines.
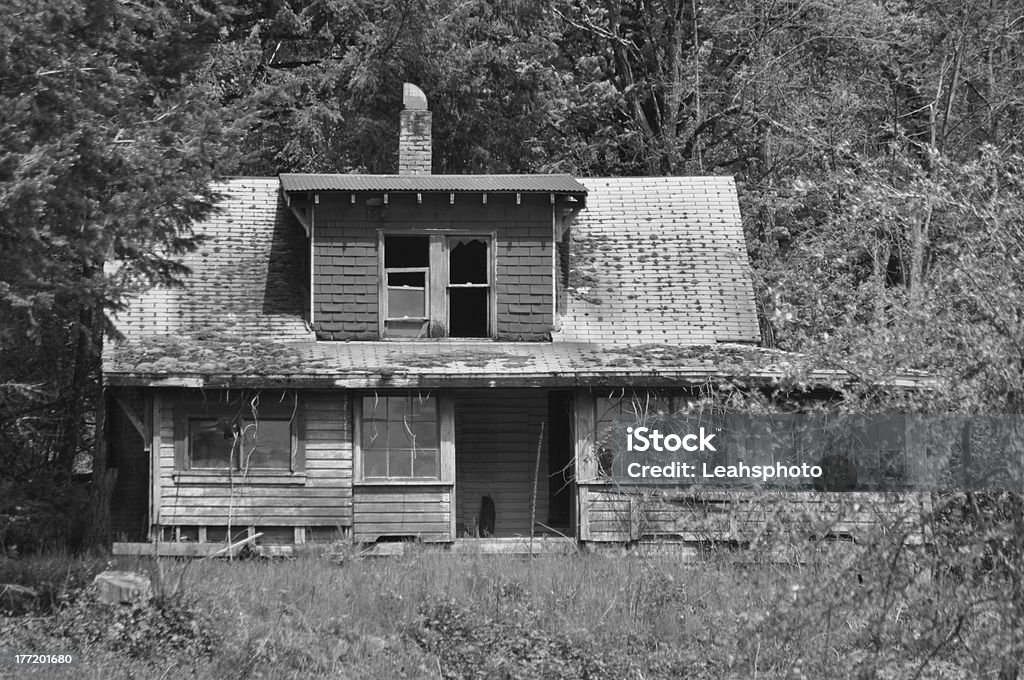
1, 0, 1022, 547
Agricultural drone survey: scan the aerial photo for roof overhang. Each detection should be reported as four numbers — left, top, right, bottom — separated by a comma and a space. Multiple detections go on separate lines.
103, 339, 935, 392
279, 173, 588, 197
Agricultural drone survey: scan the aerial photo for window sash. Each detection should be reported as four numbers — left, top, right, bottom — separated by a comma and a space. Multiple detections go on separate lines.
174, 398, 304, 475
359, 394, 441, 481
379, 233, 494, 339
384, 268, 429, 321
186, 417, 295, 471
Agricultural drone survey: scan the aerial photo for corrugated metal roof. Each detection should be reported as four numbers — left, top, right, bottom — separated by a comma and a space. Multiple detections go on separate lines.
279, 173, 588, 194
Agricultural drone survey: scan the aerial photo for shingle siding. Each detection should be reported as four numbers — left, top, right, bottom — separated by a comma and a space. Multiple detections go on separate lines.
312, 192, 554, 340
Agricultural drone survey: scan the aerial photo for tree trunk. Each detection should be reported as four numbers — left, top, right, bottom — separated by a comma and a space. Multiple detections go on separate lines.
908, 201, 932, 307
85, 389, 114, 550
659, 0, 685, 173
58, 304, 92, 475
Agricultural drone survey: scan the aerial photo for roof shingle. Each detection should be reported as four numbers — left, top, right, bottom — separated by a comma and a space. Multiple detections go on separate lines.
105, 174, 762, 382
555, 177, 759, 345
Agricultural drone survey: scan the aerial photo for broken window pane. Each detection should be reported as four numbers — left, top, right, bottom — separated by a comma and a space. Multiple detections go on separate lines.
449, 288, 489, 337
384, 236, 428, 268
449, 238, 488, 284
388, 271, 425, 288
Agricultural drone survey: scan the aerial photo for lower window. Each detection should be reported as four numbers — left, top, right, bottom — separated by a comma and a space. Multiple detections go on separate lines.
359, 393, 439, 480
187, 416, 293, 470
174, 395, 304, 473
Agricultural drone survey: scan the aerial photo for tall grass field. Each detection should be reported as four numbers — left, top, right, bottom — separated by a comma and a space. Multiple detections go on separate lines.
1, 503, 1021, 679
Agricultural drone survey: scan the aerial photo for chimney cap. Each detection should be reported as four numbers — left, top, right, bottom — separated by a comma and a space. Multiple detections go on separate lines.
403, 83, 428, 110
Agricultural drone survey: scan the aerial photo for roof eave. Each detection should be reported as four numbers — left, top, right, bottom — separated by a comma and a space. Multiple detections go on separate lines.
103, 369, 935, 391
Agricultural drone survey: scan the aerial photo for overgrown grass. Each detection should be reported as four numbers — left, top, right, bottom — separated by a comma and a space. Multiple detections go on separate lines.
1, 526, 1019, 679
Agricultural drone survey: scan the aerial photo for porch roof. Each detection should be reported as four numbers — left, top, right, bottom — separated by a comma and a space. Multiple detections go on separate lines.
103, 337, 927, 390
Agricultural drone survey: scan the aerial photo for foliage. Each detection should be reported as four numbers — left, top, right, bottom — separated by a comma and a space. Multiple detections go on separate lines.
2, 0, 1024, 549
0, 551, 105, 615
752, 494, 1024, 679
0, 479, 91, 555
0, 543, 1017, 678
182, 0, 1024, 409
49, 590, 220, 659
0, 0, 243, 541
413, 594, 639, 679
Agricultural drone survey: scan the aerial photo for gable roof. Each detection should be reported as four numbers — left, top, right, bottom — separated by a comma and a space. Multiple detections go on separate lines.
104, 174, 765, 385
109, 178, 313, 341
554, 177, 758, 345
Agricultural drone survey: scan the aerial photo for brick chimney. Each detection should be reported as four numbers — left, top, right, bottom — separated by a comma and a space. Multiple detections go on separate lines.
399, 83, 431, 175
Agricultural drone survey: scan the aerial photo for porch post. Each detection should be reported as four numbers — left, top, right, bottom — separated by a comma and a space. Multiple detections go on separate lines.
572, 389, 594, 540
440, 394, 456, 540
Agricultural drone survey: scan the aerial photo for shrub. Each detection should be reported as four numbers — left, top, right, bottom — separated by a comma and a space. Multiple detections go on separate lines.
50, 590, 219, 659
0, 552, 105, 615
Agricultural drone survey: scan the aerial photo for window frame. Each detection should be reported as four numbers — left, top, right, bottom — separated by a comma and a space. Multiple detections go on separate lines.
377, 230, 495, 340
445, 235, 492, 338
353, 391, 454, 485
173, 398, 306, 482
591, 391, 696, 483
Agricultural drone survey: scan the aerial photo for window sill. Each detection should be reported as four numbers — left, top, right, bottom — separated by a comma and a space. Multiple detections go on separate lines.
378, 337, 497, 343
355, 479, 452, 486
173, 471, 307, 486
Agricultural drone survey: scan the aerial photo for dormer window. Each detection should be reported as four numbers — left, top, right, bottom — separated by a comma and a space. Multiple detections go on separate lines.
447, 237, 490, 337
381, 233, 492, 339
383, 236, 430, 338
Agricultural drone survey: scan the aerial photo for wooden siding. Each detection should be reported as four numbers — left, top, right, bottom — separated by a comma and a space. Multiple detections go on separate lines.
352, 485, 451, 542
454, 390, 550, 537
313, 192, 555, 340
580, 487, 932, 544
156, 390, 352, 528
573, 389, 935, 546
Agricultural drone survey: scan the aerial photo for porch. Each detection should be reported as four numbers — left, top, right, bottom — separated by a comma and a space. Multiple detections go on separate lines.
352, 388, 576, 543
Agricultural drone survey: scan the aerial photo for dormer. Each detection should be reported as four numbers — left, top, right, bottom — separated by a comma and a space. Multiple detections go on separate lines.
281, 84, 587, 341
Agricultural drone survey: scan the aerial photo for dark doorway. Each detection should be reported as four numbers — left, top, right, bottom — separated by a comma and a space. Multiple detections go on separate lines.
547, 391, 574, 530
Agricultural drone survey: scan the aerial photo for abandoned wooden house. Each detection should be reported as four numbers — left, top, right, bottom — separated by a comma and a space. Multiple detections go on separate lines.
103, 84, 932, 556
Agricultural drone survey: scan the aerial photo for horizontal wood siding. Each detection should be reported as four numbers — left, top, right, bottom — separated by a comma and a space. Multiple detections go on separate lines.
158, 391, 352, 528
454, 390, 549, 537
582, 487, 932, 544
352, 485, 451, 542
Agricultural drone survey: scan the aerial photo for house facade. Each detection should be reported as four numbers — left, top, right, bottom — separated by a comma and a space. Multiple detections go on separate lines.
102, 85, 931, 554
